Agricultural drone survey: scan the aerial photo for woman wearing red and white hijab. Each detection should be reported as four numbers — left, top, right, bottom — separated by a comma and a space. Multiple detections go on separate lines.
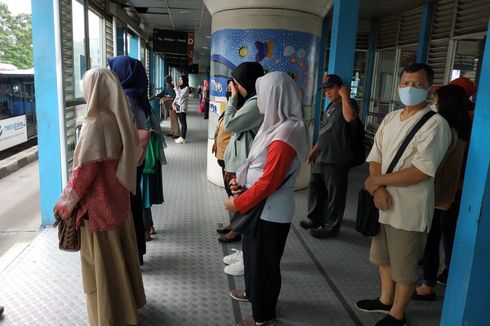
225, 71, 309, 326
54, 68, 146, 325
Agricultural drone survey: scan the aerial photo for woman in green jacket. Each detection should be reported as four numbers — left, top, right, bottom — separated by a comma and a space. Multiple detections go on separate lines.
218, 62, 264, 243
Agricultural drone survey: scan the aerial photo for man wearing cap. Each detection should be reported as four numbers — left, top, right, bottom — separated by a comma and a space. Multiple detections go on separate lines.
156, 75, 180, 138
300, 74, 359, 238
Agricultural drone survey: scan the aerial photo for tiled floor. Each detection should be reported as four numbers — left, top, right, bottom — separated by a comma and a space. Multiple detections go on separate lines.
0, 101, 442, 325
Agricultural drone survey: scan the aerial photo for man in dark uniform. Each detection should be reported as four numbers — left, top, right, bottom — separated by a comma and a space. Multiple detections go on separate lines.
300, 74, 358, 238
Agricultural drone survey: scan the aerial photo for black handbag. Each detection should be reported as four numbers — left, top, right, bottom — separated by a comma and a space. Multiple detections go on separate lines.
230, 170, 296, 237
355, 110, 436, 236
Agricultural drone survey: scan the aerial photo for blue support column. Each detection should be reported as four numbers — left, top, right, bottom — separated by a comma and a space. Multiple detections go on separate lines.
32, 0, 64, 225
441, 19, 490, 326
328, 0, 360, 85
313, 17, 329, 144
416, 1, 433, 63
361, 21, 377, 124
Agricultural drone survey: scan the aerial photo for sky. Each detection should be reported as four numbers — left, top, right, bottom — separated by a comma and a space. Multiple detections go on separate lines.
1, 0, 31, 15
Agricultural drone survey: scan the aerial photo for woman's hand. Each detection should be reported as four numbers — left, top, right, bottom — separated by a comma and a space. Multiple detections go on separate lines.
229, 81, 238, 99
229, 178, 245, 196
224, 196, 238, 213
53, 205, 62, 226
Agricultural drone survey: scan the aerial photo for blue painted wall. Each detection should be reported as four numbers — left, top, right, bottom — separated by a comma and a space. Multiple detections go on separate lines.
32, 0, 63, 225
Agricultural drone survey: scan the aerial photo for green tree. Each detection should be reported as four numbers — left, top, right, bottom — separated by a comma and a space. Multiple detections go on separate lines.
0, 3, 33, 69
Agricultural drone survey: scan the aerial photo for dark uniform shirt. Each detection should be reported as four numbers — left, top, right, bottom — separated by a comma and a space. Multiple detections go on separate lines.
314, 98, 358, 169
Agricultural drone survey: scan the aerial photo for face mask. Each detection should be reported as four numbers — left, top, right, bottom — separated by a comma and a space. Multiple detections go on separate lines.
398, 86, 429, 106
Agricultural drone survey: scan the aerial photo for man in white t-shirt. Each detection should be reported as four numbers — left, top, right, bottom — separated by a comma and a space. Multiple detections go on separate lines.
355, 63, 451, 326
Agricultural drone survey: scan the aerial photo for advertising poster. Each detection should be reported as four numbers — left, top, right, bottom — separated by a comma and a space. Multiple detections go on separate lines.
0, 115, 28, 151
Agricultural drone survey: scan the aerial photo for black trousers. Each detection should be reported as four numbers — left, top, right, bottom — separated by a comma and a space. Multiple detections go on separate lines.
307, 164, 349, 231
217, 159, 232, 197
243, 220, 290, 322
177, 112, 187, 138
441, 190, 461, 268
422, 209, 444, 286
130, 164, 146, 264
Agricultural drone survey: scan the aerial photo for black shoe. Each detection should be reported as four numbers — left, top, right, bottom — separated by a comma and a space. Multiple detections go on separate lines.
299, 219, 323, 230
165, 133, 173, 137
355, 298, 392, 314
437, 268, 448, 286
310, 226, 339, 238
218, 233, 242, 243
375, 314, 407, 326
412, 291, 436, 301
216, 226, 232, 234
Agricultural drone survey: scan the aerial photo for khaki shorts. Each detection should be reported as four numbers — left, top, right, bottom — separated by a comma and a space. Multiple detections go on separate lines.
370, 223, 427, 283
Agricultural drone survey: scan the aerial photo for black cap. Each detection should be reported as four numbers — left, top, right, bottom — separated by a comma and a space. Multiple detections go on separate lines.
320, 74, 343, 89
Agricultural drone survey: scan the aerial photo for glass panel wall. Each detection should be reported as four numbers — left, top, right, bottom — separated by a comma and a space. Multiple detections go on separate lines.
72, 0, 85, 99
88, 10, 104, 69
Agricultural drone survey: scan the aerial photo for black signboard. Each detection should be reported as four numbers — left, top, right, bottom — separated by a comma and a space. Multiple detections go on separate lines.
154, 30, 187, 54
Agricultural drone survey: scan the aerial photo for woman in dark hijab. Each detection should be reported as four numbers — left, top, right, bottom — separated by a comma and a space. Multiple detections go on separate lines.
217, 62, 264, 246
107, 55, 151, 264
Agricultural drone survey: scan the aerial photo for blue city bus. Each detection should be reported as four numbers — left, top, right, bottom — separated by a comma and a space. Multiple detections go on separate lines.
0, 68, 36, 151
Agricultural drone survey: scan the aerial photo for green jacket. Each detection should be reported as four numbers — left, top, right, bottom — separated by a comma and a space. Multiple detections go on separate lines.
223, 95, 263, 173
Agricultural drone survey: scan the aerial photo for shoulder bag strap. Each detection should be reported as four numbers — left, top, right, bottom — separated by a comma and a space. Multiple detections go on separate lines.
386, 110, 437, 174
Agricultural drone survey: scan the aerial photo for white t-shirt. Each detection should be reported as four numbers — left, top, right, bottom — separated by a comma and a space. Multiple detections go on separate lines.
366, 106, 451, 232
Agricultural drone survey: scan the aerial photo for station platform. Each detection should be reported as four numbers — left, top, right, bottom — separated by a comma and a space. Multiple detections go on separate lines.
0, 102, 443, 325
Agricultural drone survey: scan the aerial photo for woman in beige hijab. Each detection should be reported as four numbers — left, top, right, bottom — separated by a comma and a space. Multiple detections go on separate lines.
54, 68, 146, 325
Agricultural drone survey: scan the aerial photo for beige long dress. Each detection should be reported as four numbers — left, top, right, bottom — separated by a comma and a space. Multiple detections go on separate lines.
81, 215, 146, 326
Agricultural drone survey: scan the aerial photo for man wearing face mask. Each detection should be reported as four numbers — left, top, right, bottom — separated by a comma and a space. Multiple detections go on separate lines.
299, 74, 359, 238
355, 63, 451, 326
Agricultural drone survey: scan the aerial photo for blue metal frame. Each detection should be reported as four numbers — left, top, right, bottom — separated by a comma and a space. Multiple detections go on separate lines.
416, 1, 433, 63
313, 17, 329, 144
361, 21, 377, 124
32, 0, 63, 225
441, 19, 490, 326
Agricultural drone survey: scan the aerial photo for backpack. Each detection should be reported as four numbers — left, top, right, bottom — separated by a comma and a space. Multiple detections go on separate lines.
349, 117, 366, 167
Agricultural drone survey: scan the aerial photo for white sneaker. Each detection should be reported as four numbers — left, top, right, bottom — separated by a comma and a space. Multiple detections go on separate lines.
223, 249, 243, 265
174, 137, 185, 144
224, 260, 244, 276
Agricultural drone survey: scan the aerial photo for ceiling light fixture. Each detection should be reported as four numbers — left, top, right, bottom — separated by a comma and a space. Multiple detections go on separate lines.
206, 35, 211, 39
203, 46, 209, 49
179, 10, 191, 14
